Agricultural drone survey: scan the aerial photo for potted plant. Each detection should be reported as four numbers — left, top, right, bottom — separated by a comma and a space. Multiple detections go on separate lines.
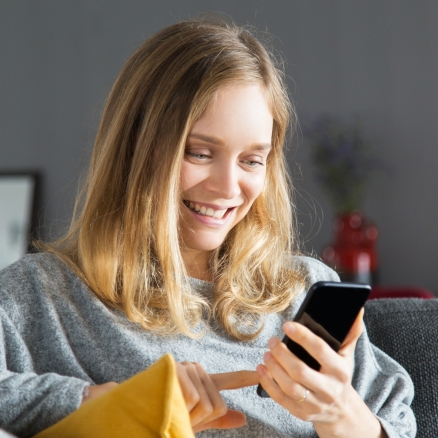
306, 114, 381, 284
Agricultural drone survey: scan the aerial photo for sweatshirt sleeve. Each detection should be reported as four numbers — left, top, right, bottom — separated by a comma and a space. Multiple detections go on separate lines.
0, 306, 89, 438
352, 328, 417, 438
35, 353, 194, 438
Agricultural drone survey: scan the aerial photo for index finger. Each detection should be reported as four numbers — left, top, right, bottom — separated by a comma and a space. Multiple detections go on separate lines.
209, 370, 259, 391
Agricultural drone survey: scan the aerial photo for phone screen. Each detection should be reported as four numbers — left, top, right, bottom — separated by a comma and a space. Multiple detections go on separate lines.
283, 282, 370, 371
257, 281, 370, 397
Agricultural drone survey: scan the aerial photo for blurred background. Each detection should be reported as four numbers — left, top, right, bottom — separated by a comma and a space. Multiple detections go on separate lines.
1, 1, 437, 293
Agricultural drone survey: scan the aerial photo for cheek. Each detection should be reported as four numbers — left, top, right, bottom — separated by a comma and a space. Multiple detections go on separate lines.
180, 162, 201, 191
244, 172, 266, 203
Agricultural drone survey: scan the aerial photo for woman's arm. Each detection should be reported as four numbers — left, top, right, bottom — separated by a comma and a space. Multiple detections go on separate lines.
0, 309, 89, 437
36, 354, 259, 437
256, 310, 388, 438
0, 369, 89, 437
82, 360, 259, 434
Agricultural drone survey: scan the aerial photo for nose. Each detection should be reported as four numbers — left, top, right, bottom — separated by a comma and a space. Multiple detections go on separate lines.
206, 159, 241, 200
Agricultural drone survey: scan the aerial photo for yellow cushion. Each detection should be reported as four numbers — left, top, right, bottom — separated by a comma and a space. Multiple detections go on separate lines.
35, 353, 194, 438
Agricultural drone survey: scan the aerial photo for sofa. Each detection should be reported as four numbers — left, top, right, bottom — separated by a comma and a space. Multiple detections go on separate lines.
364, 298, 438, 438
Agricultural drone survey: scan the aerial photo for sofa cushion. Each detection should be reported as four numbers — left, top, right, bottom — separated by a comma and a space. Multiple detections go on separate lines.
364, 298, 438, 438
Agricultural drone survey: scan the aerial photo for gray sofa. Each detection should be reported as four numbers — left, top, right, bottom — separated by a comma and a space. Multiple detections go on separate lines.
365, 298, 438, 438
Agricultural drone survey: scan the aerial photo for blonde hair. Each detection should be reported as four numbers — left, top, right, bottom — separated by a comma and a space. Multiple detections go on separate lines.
44, 17, 304, 341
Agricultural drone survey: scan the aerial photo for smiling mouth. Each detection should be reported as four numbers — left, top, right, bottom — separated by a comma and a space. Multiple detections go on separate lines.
183, 200, 233, 219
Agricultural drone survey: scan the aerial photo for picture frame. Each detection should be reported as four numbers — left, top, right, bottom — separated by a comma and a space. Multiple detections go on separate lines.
0, 172, 40, 271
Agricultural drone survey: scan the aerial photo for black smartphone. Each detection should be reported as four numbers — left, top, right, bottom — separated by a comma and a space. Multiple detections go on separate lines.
257, 281, 371, 398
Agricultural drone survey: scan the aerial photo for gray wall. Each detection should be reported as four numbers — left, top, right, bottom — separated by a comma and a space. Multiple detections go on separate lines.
1, 1, 438, 292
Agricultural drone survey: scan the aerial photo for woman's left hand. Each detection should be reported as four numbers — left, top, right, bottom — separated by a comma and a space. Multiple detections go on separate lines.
257, 309, 387, 438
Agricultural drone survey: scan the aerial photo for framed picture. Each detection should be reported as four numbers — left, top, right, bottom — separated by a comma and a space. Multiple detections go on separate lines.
0, 172, 40, 271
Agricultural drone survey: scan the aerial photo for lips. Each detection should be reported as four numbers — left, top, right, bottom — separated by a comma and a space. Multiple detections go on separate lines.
183, 200, 236, 227
183, 200, 234, 219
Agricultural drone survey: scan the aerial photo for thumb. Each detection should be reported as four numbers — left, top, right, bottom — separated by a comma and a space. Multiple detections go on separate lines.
193, 409, 247, 432
338, 307, 364, 358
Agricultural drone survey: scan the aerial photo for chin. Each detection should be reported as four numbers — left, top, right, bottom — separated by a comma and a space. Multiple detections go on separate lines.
186, 235, 227, 253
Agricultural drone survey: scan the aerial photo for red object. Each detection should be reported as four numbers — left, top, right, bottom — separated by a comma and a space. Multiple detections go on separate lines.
369, 286, 435, 300
322, 211, 378, 284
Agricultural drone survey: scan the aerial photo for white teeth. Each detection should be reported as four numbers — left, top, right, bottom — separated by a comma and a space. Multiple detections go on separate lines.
184, 201, 228, 219
213, 209, 226, 218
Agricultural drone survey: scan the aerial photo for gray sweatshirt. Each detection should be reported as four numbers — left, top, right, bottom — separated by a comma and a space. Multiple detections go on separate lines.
0, 253, 415, 437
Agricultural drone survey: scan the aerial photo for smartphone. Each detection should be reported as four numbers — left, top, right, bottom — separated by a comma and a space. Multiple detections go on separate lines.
257, 281, 371, 398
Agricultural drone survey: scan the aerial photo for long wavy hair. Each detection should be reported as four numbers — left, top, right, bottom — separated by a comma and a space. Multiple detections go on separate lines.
44, 17, 304, 341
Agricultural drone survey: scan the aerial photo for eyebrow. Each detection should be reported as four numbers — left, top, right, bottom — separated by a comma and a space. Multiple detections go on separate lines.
188, 133, 272, 151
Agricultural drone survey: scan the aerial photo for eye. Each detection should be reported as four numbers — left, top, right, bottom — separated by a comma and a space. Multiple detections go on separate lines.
242, 155, 265, 169
244, 160, 263, 168
184, 149, 211, 161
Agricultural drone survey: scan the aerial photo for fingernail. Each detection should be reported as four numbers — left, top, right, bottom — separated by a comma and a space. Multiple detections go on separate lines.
264, 351, 273, 361
268, 337, 279, 348
256, 365, 265, 376
283, 322, 296, 334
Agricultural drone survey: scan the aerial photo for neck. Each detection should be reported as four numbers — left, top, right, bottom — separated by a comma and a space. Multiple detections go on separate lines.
181, 248, 212, 281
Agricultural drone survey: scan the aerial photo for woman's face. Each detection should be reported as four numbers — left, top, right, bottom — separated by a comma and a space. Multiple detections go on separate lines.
179, 83, 273, 256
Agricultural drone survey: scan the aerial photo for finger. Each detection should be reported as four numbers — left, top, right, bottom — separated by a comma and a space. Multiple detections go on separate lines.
175, 363, 200, 412
266, 337, 324, 393
193, 409, 247, 433
282, 322, 343, 373
210, 370, 259, 391
256, 363, 304, 410
191, 364, 228, 427
184, 364, 216, 426
338, 308, 364, 358
262, 350, 310, 401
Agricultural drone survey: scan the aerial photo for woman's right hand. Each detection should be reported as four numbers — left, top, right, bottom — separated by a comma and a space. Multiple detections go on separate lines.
81, 362, 259, 434
176, 362, 259, 433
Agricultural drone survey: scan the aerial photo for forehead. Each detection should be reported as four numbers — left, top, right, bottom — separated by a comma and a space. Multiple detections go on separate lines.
206, 82, 274, 114
189, 83, 273, 145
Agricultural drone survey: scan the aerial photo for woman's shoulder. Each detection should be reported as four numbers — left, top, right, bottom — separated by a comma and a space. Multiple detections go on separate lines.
0, 252, 89, 317
278, 255, 340, 318
0, 252, 72, 286
288, 254, 340, 287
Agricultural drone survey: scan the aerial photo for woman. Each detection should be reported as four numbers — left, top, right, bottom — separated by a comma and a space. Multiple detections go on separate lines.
0, 18, 415, 437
